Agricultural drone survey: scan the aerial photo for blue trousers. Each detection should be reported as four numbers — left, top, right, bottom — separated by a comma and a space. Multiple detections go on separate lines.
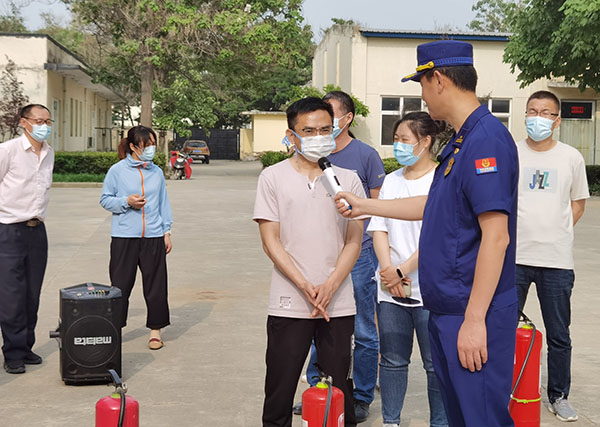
516, 265, 574, 403
307, 245, 379, 404
377, 302, 448, 426
428, 303, 517, 427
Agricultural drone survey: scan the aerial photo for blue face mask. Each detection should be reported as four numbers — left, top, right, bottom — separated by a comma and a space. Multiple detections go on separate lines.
526, 116, 555, 142
393, 141, 424, 166
140, 145, 156, 162
26, 122, 52, 142
332, 114, 349, 139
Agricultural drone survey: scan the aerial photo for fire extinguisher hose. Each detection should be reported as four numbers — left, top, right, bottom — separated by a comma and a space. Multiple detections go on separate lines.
322, 378, 333, 427
118, 386, 126, 427
511, 311, 540, 403
108, 369, 126, 427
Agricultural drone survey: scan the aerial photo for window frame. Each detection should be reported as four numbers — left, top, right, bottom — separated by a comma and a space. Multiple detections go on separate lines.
380, 96, 425, 146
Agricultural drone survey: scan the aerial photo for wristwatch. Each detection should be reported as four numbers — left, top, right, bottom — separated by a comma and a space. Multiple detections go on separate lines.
396, 267, 404, 278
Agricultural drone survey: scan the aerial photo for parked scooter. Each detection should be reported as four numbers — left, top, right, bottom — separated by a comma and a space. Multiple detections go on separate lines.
169, 150, 193, 180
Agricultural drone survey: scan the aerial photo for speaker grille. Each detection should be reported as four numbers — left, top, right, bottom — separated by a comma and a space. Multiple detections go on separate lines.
64, 315, 119, 368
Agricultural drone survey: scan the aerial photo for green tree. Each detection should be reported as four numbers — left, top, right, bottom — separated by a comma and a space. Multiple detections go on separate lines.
468, 0, 522, 32
285, 84, 370, 122
37, 12, 85, 54
67, 0, 313, 133
0, 2, 26, 32
0, 57, 29, 140
504, 0, 600, 92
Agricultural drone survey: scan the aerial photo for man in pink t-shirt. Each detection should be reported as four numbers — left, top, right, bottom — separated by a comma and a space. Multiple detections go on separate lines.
254, 97, 365, 427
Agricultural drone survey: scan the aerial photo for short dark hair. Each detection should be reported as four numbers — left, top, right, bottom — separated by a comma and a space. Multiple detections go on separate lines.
286, 97, 334, 130
322, 90, 355, 118
393, 111, 447, 153
422, 65, 478, 93
527, 90, 560, 112
20, 104, 50, 118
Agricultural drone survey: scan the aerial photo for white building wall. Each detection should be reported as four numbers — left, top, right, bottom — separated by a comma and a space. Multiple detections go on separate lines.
1, 34, 116, 151
312, 28, 600, 164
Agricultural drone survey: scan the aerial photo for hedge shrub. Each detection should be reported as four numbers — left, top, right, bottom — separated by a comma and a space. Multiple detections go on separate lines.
53, 151, 167, 174
259, 151, 291, 168
587, 165, 600, 196
382, 158, 402, 174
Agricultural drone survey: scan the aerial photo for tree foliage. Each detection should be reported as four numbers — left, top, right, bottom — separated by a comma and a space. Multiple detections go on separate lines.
0, 57, 29, 140
504, 0, 600, 92
468, 0, 522, 32
285, 84, 370, 122
66, 0, 313, 134
0, 2, 26, 32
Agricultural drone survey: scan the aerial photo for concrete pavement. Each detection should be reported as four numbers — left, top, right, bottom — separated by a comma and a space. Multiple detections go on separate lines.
1, 160, 599, 426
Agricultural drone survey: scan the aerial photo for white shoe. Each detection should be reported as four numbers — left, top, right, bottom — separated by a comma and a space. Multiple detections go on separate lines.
548, 397, 578, 422
383, 424, 400, 427
300, 374, 308, 384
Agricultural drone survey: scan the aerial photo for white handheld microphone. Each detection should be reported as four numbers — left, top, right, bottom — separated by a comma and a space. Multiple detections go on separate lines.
318, 157, 350, 209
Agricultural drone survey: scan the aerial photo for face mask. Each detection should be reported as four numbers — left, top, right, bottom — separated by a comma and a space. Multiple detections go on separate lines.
332, 114, 349, 139
393, 141, 424, 166
139, 145, 156, 162
526, 116, 555, 142
291, 131, 336, 163
26, 121, 52, 142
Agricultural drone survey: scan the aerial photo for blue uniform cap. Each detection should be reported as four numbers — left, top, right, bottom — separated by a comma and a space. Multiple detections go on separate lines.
401, 40, 474, 82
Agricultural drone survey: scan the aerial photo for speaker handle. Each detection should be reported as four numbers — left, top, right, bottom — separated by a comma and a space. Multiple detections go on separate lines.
49, 326, 61, 349
49, 326, 60, 339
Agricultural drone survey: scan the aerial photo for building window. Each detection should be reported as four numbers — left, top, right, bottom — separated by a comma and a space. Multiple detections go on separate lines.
380, 96, 424, 145
79, 101, 83, 136
480, 98, 511, 129
70, 98, 73, 137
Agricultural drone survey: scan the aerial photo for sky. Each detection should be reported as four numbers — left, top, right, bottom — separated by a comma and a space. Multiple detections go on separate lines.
12, 0, 479, 39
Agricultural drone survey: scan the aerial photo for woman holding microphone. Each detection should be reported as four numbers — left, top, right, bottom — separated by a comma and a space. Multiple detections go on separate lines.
100, 125, 172, 350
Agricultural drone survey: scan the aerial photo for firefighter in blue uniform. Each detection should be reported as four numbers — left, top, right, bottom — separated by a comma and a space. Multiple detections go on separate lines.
336, 40, 518, 426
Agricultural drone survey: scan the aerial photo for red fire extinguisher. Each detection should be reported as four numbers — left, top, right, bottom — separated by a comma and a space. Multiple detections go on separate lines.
96, 369, 139, 427
302, 368, 344, 427
509, 311, 543, 427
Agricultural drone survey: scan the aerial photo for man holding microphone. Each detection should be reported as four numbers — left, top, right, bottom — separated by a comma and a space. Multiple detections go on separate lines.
336, 41, 519, 426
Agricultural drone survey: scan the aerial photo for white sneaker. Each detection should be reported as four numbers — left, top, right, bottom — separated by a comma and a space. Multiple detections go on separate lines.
300, 374, 308, 384
383, 424, 400, 427
548, 397, 578, 422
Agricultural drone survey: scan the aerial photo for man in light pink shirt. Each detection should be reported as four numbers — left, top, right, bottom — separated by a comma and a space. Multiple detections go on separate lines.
0, 104, 54, 374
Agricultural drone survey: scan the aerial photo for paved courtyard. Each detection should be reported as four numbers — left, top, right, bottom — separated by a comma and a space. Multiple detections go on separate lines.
1, 160, 599, 426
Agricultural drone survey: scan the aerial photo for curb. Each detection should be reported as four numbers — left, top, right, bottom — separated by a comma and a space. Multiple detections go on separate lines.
52, 182, 103, 188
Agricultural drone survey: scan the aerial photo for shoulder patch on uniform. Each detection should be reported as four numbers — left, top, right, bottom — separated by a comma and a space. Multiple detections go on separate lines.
475, 157, 497, 174
378, 173, 385, 179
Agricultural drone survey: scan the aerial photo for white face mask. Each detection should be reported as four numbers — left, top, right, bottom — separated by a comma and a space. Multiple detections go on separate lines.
291, 131, 336, 163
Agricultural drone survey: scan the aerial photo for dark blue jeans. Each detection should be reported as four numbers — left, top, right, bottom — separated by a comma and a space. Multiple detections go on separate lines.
307, 245, 379, 404
516, 264, 574, 403
377, 302, 447, 426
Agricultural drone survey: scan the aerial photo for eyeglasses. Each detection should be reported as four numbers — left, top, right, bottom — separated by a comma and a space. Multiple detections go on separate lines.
297, 126, 334, 137
25, 117, 54, 126
526, 109, 559, 120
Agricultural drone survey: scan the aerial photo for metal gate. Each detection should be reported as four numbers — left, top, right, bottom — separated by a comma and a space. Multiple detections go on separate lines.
175, 128, 240, 160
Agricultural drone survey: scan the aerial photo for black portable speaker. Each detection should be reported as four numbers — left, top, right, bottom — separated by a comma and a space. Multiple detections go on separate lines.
50, 283, 122, 385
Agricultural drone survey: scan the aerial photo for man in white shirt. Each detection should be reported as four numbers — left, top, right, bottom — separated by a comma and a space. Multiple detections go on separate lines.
0, 104, 54, 374
516, 91, 589, 422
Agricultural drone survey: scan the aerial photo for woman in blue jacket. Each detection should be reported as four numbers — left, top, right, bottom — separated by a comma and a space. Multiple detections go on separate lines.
100, 126, 173, 350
